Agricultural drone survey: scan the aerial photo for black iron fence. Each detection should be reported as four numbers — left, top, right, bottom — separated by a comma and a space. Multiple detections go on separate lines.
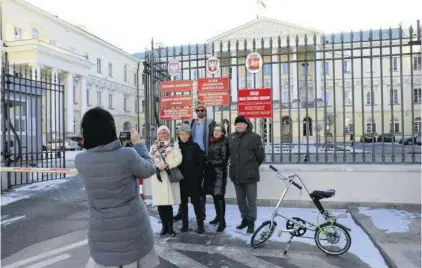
1, 54, 66, 190
143, 21, 421, 164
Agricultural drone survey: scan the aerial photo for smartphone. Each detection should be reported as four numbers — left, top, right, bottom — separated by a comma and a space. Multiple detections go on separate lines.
119, 131, 131, 144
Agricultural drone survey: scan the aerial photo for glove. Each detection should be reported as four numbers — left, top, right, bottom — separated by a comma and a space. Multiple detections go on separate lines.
156, 168, 163, 183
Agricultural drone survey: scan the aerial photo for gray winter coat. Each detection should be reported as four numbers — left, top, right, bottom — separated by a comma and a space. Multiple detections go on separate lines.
75, 140, 156, 267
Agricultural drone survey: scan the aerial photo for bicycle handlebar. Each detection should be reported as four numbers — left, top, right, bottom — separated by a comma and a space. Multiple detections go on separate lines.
269, 165, 303, 190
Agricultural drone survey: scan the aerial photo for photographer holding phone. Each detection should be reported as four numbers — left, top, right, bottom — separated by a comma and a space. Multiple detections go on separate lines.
75, 107, 159, 268
149, 125, 183, 237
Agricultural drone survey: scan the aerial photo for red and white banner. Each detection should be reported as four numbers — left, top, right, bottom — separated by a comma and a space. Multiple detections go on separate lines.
160, 108, 193, 121
238, 88, 272, 118
160, 80, 193, 93
160, 95, 193, 108
197, 77, 229, 106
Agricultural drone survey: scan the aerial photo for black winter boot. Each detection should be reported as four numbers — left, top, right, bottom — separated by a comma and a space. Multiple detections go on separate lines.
216, 199, 226, 232
247, 220, 255, 234
158, 206, 168, 236
168, 222, 177, 237
236, 218, 248, 230
209, 197, 219, 225
180, 203, 189, 232
173, 205, 182, 221
197, 219, 205, 234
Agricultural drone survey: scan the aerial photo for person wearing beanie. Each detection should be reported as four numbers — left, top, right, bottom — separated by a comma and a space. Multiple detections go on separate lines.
173, 104, 216, 222
228, 115, 265, 234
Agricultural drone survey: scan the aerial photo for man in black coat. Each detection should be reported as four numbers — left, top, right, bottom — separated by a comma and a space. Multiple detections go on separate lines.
228, 115, 265, 234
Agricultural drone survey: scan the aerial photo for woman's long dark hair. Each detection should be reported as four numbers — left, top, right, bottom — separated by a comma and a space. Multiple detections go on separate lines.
81, 107, 118, 149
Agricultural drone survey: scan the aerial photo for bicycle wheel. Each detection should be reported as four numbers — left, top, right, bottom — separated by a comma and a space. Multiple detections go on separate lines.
250, 220, 277, 248
314, 222, 351, 255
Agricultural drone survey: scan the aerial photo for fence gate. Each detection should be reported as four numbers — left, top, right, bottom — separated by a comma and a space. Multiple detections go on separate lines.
143, 21, 421, 164
1, 53, 66, 191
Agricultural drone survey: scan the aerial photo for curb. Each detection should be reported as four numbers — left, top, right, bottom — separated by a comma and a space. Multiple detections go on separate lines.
347, 207, 396, 268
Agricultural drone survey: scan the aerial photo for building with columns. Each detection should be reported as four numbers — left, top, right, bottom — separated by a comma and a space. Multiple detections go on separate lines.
135, 17, 421, 143
1, 0, 143, 139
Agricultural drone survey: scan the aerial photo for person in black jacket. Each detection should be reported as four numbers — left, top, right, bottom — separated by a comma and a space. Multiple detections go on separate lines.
203, 123, 229, 232
177, 124, 205, 234
228, 115, 265, 234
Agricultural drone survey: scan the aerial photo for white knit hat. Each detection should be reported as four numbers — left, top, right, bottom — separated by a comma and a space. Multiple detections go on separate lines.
157, 125, 170, 135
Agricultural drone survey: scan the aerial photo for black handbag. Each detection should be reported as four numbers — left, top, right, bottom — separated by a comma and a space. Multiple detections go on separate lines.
159, 151, 184, 183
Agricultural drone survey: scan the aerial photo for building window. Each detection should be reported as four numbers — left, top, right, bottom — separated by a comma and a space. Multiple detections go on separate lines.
108, 93, 113, 109
343, 60, 351, 74
391, 57, 398, 71
344, 91, 352, 105
392, 89, 399, 104
344, 120, 354, 134
366, 91, 374, 105
14, 27, 22, 40
366, 118, 376, 133
73, 83, 77, 104
97, 58, 102, 73
282, 63, 289, 74
124, 65, 128, 82
414, 56, 421, 70
142, 74, 146, 85
282, 91, 289, 104
32, 28, 39, 39
414, 88, 421, 104
108, 63, 113, 77
87, 89, 90, 105
414, 117, 421, 134
390, 118, 400, 133
97, 91, 102, 107
301, 63, 309, 76
263, 64, 271, 75
124, 97, 128, 111
321, 61, 329, 75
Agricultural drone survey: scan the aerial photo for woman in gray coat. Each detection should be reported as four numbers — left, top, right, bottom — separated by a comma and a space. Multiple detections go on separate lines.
75, 107, 159, 268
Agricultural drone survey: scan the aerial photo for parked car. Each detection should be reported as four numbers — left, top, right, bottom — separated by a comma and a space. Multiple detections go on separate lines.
377, 133, 396, 142
360, 134, 376, 143
399, 135, 421, 145
64, 138, 79, 150
66, 135, 84, 150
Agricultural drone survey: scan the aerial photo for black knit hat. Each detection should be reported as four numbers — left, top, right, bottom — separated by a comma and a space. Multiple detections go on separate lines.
234, 115, 248, 125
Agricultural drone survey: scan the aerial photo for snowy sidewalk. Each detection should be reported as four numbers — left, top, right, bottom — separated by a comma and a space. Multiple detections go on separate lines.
350, 207, 422, 268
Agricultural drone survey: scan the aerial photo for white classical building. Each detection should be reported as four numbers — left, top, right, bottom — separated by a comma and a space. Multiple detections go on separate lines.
1, 0, 143, 137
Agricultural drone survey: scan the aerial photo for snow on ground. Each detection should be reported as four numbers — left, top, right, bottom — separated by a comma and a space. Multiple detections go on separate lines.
147, 202, 388, 268
1, 177, 73, 206
358, 207, 421, 233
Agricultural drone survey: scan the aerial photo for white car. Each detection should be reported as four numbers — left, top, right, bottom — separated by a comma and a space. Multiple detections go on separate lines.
64, 138, 79, 151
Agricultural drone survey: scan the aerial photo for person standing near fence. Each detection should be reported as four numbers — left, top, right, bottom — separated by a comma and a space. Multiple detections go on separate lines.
177, 124, 205, 233
75, 107, 159, 268
173, 105, 215, 221
149, 125, 183, 237
203, 123, 229, 232
228, 115, 265, 234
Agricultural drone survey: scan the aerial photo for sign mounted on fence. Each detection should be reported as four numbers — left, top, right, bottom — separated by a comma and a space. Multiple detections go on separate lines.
160, 95, 193, 108
197, 77, 229, 106
160, 80, 193, 92
245, 52, 263, 74
160, 108, 193, 121
206, 56, 220, 75
168, 59, 181, 76
238, 88, 272, 118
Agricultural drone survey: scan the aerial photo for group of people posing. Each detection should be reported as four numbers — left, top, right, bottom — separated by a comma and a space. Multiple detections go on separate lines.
76, 106, 265, 268
149, 105, 265, 237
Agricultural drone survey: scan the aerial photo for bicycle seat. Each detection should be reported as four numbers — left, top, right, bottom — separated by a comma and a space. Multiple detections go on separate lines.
310, 189, 335, 200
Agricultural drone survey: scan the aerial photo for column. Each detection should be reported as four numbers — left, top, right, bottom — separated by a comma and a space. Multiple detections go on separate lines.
80, 76, 87, 119
50, 68, 61, 135
31, 64, 41, 81
66, 72, 74, 134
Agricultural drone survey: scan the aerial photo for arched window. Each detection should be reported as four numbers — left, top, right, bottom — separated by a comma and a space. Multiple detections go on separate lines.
32, 28, 39, 39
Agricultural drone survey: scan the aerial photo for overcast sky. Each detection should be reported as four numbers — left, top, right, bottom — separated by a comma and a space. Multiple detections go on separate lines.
27, 0, 421, 54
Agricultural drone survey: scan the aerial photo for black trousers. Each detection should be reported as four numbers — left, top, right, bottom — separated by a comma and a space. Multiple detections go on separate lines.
181, 190, 203, 222
157, 205, 173, 226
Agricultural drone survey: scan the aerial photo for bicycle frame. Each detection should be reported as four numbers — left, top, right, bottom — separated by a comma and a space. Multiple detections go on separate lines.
267, 172, 339, 235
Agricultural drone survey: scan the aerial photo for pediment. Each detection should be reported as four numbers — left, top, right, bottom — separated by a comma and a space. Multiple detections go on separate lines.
207, 17, 321, 42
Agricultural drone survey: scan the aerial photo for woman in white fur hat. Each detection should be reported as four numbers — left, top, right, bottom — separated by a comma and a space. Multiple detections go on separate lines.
149, 125, 182, 237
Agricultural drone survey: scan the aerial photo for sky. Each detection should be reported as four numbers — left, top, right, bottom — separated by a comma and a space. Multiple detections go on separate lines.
26, 0, 421, 54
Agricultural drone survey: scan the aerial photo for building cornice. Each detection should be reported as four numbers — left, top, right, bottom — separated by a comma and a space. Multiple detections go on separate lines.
9, 0, 140, 63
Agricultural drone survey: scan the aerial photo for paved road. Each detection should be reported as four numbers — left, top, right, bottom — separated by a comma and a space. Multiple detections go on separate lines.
1, 175, 388, 268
